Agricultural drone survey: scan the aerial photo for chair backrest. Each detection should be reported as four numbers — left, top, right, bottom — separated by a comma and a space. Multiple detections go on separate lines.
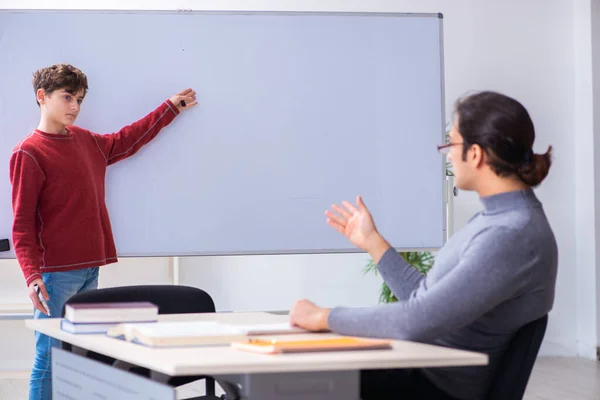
488, 314, 548, 400
61, 284, 215, 317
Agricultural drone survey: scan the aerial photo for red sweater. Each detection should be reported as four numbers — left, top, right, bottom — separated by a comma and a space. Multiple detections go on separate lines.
10, 100, 180, 286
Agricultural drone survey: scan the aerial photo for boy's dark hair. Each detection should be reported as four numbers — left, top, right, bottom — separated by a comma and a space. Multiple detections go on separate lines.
454, 91, 552, 187
32, 63, 88, 106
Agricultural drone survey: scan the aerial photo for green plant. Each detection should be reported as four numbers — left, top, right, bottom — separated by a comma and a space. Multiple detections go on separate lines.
365, 126, 453, 303
445, 128, 455, 177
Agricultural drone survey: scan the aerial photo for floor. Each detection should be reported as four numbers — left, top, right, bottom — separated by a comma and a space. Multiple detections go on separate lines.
0, 356, 598, 399
523, 357, 600, 400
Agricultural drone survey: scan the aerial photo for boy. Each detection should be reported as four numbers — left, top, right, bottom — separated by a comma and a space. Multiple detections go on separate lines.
9, 63, 197, 399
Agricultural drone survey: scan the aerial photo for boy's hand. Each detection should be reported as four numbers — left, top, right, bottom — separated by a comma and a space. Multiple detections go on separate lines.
170, 88, 198, 112
28, 278, 50, 316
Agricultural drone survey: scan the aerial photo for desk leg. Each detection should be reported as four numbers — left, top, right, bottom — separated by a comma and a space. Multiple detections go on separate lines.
216, 370, 360, 400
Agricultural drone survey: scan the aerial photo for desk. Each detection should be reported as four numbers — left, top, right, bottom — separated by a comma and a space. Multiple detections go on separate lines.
26, 312, 488, 399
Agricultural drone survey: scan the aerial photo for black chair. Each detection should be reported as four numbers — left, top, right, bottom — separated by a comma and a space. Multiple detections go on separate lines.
61, 285, 223, 400
488, 314, 548, 400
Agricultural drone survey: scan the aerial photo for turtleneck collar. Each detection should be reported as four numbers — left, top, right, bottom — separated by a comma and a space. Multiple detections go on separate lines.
480, 188, 540, 214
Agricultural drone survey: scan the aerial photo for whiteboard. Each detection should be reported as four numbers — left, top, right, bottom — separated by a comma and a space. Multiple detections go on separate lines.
0, 10, 446, 257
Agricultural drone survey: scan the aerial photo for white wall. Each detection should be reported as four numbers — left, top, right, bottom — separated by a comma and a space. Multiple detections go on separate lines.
0, 0, 596, 371
574, 0, 599, 360
593, 0, 600, 356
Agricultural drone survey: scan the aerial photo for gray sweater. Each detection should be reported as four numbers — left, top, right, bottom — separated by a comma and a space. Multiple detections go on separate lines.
328, 189, 558, 400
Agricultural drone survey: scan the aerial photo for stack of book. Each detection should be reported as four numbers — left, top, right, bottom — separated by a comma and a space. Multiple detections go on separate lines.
60, 302, 159, 334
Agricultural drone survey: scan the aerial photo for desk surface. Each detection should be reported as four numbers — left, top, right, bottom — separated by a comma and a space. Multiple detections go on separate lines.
26, 312, 488, 376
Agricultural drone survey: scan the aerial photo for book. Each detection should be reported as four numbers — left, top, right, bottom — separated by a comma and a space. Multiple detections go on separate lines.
60, 320, 120, 334
231, 337, 393, 354
64, 302, 158, 324
106, 321, 306, 348
60, 319, 159, 334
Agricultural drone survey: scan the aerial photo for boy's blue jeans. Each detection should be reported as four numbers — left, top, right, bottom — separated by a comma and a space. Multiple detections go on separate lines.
29, 267, 99, 400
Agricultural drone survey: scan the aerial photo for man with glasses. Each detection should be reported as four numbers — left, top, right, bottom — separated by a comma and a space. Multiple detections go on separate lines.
289, 91, 557, 400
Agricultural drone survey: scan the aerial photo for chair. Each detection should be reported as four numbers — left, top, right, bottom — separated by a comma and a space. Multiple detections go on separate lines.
488, 314, 548, 400
60, 285, 223, 400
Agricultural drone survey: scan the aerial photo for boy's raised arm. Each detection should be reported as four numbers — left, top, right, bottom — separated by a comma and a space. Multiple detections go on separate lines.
93, 89, 197, 165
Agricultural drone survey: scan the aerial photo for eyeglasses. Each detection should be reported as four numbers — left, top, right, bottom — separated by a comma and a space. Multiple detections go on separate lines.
437, 142, 463, 155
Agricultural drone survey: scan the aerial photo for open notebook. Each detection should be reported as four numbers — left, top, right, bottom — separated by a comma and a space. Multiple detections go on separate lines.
106, 321, 307, 347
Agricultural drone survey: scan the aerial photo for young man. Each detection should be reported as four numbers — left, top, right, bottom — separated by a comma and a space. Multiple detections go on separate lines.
289, 91, 558, 400
9, 63, 198, 400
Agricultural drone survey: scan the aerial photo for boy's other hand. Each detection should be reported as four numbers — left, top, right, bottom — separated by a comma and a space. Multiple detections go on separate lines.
28, 278, 49, 316
170, 88, 198, 112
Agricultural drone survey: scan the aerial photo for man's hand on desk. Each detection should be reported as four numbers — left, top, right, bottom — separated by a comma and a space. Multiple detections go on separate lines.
289, 299, 331, 332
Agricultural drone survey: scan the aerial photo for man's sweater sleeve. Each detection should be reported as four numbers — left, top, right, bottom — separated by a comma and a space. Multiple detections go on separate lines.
376, 247, 426, 300
10, 150, 46, 286
92, 100, 180, 165
328, 227, 527, 341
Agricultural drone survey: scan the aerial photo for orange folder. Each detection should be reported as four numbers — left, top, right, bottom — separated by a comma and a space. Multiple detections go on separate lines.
231, 337, 392, 354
